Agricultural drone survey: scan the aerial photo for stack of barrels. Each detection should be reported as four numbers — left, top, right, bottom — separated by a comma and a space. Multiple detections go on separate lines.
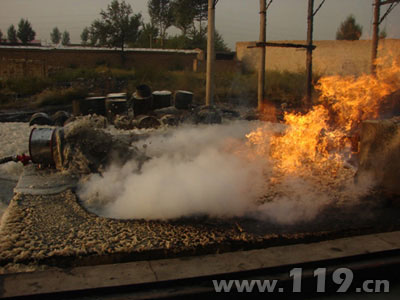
69, 85, 195, 128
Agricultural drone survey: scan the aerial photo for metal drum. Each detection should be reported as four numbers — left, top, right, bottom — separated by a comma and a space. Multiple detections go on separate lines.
105, 93, 127, 122
152, 91, 172, 110
174, 90, 193, 109
73, 97, 106, 116
29, 112, 53, 126
84, 96, 106, 116
132, 85, 153, 116
51, 111, 71, 127
29, 128, 56, 165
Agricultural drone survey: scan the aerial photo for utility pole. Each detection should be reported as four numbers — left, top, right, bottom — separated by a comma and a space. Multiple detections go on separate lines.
251, 0, 323, 110
258, 0, 267, 111
371, 0, 400, 75
206, 0, 216, 107
371, 0, 381, 75
306, 0, 314, 108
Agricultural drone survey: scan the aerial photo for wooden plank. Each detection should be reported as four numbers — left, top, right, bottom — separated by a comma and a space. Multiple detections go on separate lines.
248, 42, 316, 50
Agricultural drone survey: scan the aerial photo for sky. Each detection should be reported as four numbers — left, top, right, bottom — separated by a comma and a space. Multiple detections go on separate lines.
0, 0, 399, 50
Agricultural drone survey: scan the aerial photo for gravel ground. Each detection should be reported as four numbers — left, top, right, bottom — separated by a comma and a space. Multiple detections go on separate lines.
0, 190, 259, 274
1, 121, 400, 275
1, 188, 400, 274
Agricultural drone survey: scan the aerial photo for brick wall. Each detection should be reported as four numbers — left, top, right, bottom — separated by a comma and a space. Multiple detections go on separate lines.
0, 47, 201, 78
236, 39, 400, 76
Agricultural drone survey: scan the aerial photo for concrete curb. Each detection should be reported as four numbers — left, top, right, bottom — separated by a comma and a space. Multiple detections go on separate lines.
1, 230, 400, 298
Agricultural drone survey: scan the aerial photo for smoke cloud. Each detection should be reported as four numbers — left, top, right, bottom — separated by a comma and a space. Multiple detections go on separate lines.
79, 121, 266, 219
78, 121, 371, 224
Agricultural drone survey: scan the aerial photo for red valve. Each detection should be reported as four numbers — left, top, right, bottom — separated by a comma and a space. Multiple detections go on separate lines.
15, 154, 31, 166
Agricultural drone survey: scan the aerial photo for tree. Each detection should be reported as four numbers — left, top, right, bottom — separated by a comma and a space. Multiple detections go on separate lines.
336, 15, 363, 41
136, 22, 159, 48
148, 0, 174, 47
81, 27, 90, 45
0, 29, 3, 42
89, 20, 107, 46
215, 30, 229, 52
90, 0, 142, 51
17, 18, 36, 44
169, 27, 227, 51
171, 0, 197, 35
7, 25, 17, 43
193, 0, 208, 35
50, 27, 61, 44
61, 30, 70, 45
379, 28, 387, 40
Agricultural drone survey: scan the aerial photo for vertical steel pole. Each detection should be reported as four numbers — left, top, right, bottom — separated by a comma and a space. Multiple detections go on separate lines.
371, 0, 380, 75
306, 0, 314, 107
258, 0, 267, 111
206, 0, 216, 106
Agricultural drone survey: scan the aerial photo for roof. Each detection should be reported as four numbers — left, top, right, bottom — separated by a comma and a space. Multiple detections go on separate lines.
0, 45, 201, 55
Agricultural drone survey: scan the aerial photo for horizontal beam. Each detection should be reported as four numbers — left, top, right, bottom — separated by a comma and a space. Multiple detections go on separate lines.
248, 42, 316, 50
380, 0, 400, 5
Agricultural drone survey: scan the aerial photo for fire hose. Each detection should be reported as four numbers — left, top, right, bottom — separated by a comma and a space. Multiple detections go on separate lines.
0, 154, 31, 166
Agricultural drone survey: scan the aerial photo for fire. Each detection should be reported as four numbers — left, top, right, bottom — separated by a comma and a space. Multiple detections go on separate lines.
271, 105, 341, 173
246, 55, 400, 196
316, 56, 400, 133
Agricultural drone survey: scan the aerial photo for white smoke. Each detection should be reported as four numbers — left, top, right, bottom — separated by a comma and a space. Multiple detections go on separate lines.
78, 121, 371, 224
79, 121, 268, 219
251, 177, 332, 224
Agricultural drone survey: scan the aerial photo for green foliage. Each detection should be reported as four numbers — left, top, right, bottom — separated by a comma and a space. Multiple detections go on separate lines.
17, 18, 36, 44
336, 15, 363, 41
265, 70, 308, 106
83, 0, 229, 51
171, 0, 196, 35
90, 0, 142, 50
7, 25, 17, 43
177, 29, 228, 51
81, 27, 90, 45
62, 30, 70, 46
0, 30, 3, 41
146, 28, 228, 52
135, 22, 159, 48
50, 27, 61, 44
215, 31, 229, 52
163, 35, 191, 49
50, 67, 100, 82
109, 68, 136, 80
193, 0, 208, 28
148, 0, 174, 47
89, 20, 106, 46
1, 65, 318, 109
34, 88, 88, 107
3, 77, 51, 96
214, 71, 256, 104
379, 28, 387, 40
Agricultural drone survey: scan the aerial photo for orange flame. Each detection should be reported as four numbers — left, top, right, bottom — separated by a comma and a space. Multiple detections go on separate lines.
316, 56, 400, 133
246, 56, 400, 181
